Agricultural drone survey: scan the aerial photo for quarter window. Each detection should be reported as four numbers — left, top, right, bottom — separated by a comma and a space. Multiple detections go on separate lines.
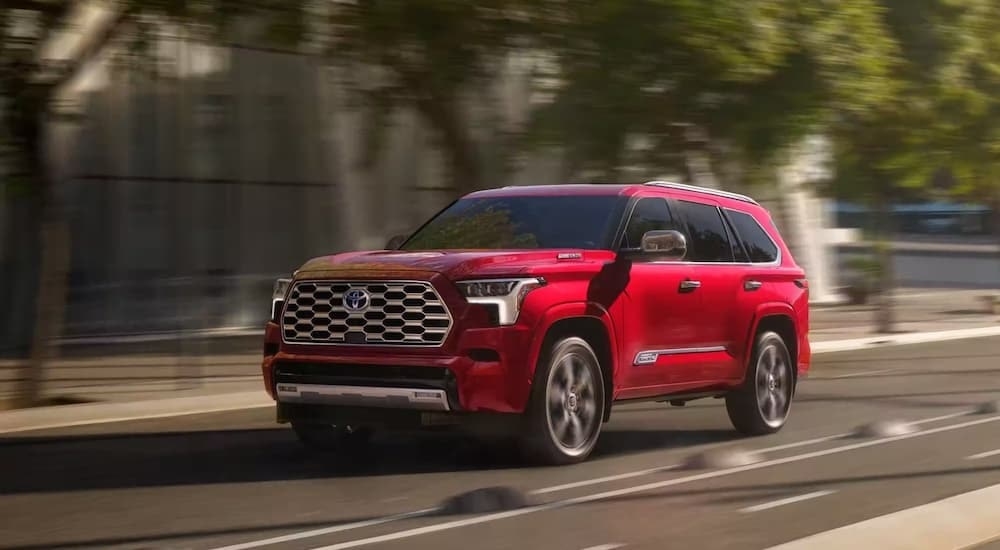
621, 197, 676, 249
726, 209, 779, 263
677, 200, 734, 263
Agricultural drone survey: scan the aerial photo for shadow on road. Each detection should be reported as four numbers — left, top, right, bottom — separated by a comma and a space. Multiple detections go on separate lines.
0, 426, 737, 495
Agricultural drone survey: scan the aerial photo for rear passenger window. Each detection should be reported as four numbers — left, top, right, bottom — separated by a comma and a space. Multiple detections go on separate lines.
622, 198, 676, 249
677, 201, 734, 263
726, 209, 779, 263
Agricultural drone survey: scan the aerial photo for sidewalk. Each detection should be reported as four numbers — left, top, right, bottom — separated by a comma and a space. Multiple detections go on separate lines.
1, 288, 997, 433
810, 288, 999, 341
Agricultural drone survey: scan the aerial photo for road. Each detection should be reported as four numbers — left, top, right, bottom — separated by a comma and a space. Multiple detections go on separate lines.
3, 337, 1000, 550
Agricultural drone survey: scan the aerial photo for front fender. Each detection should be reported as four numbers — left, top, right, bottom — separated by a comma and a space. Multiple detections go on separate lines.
526, 301, 620, 383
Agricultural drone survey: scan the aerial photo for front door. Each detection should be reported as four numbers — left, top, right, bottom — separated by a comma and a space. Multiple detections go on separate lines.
616, 196, 705, 394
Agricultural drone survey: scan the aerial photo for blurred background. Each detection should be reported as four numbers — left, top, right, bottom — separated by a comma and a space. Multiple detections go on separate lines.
2, 1, 999, 407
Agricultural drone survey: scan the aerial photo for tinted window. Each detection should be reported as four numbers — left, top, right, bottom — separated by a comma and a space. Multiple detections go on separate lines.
621, 197, 676, 249
726, 209, 779, 263
401, 195, 626, 250
726, 216, 751, 263
678, 200, 734, 262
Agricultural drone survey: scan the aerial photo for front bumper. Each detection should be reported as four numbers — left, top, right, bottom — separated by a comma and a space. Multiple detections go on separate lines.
261, 320, 536, 414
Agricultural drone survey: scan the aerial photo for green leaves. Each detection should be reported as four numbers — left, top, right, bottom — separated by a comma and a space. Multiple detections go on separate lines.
525, 0, 898, 181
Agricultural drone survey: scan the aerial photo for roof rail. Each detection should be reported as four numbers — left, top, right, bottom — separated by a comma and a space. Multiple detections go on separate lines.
642, 180, 758, 205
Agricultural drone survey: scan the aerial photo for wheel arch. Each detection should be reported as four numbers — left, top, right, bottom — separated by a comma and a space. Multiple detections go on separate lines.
745, 306, 798, 387
531, 306, 617, 422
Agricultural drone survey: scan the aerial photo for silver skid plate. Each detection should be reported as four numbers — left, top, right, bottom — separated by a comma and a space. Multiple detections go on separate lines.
276, 383, 451, 411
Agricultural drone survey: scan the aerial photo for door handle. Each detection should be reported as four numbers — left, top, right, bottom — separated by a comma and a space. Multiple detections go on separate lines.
744, 280, 763, 291
679, 279, 701, 292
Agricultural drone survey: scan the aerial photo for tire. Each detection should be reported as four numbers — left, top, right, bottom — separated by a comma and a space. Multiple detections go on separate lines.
291, 422, 373, 452
725, 330, 795, 436
521, 336, 606, 465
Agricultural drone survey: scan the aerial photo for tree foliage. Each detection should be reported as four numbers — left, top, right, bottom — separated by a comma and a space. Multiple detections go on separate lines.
525, 0, 897, 182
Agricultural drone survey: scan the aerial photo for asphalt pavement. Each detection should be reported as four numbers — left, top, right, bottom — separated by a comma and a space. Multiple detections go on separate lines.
3, 337, 1000, 550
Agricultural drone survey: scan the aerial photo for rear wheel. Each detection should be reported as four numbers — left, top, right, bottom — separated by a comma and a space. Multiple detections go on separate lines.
521, 336, 606, 465
291, 422, 373, 452
725, 330, 794, 435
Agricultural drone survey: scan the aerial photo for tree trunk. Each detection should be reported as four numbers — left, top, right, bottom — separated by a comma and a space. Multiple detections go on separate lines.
873, 193, 896, 334
16, 216, 70, 407
683, 125, 719, 188
414, 94, 482, 197
4, 74, 70, 407
992, 189, 1000, 303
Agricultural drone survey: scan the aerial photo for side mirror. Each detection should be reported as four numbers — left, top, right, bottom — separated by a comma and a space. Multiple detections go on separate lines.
638, 230, 687, 261
385, 234, 407, 250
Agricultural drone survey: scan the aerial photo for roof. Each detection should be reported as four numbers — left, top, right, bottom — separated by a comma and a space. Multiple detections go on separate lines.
465, 181, 759, 205
466, 183, 635, 198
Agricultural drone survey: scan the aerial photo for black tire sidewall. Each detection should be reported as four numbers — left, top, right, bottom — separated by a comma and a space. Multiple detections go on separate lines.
523, 336, 606, 465
727, 330, 793, 435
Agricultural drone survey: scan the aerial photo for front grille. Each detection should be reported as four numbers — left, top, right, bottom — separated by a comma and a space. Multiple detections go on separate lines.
281, 280, 452, 346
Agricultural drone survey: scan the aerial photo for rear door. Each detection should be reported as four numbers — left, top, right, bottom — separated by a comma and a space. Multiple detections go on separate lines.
722, 206, 793, 375
671, 198, 744, 382
617, 196, 702, 394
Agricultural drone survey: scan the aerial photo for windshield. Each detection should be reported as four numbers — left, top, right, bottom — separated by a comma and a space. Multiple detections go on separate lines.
400, 194, 627, 250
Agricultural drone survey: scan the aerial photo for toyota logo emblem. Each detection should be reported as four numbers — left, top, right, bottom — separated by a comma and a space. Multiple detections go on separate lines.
342, 288, 371, 312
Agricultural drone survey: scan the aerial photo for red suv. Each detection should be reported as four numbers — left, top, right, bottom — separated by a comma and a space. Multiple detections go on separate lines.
262, 181, 811, 465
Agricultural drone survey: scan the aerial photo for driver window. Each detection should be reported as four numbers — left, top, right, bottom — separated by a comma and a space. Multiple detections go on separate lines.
621, 197, 676, 249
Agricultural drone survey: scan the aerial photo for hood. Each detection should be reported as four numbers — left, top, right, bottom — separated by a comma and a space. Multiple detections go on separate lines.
295, 249, 606, 280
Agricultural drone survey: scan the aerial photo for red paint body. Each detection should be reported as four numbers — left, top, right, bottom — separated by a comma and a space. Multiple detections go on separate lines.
261, 183, 811, 419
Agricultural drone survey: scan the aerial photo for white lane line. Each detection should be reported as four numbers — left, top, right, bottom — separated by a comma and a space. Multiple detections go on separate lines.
913, 410, 974, 425
581, 544, 625, 550
532, 466, 677, 495
765, 482, 1000, 550
533, 430, 853, 495
290, 415, 1000, 550
207, 508, 438, 550
740, 490, 836, 513
822, 368, 899, 380
534, 410, 968, 496
967, 449, 1000, 460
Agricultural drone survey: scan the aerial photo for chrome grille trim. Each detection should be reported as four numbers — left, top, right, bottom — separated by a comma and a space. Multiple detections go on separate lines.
281, 280, 453, 346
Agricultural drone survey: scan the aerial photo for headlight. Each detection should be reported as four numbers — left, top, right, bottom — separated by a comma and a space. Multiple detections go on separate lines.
457, 277, 545, 325
271, 278, 292, 322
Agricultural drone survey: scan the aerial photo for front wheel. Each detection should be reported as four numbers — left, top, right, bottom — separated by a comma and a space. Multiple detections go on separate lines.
725, 331, 794, 435
521, 336, 606, 465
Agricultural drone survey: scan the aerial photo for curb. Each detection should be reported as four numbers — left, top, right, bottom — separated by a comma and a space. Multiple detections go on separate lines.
4, 324, 1000, 434
766, 482, 1000, 550
0, 391, 272, 435
810, 325, 1000, 354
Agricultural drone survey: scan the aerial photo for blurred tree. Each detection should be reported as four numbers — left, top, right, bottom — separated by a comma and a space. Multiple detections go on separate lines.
328, 1, 531, 194
0, 0, 307, 406
927, 0, 1000, 237
524, 0, 896, 185
829, 0, 971, 332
